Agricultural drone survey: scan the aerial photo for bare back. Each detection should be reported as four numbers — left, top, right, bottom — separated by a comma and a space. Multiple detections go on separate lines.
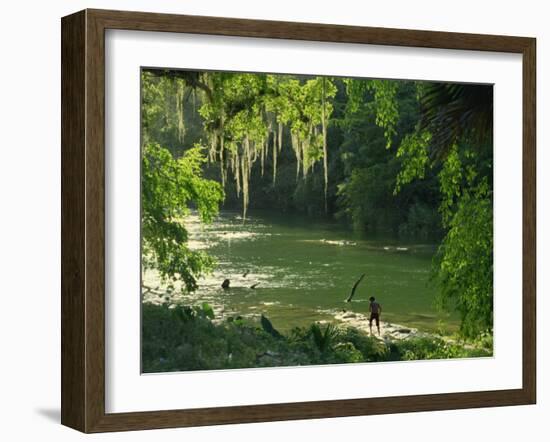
370, 301, 381, 314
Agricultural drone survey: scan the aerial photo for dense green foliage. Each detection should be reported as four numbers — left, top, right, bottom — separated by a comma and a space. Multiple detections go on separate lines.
385, 82, 494, 338
141, 69, 494, 341
336, 80, 441, 237
142, 303, 490, 372
141, 143, 224, 291
433, 146, 493, 338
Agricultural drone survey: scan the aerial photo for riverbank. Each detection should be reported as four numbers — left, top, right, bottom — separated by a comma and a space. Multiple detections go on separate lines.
333, 310, 429, 341
143, 283, 443, 343
142, 302, 491, 373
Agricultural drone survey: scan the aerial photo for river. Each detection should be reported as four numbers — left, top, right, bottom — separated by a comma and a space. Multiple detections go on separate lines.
142, 210, 458, 334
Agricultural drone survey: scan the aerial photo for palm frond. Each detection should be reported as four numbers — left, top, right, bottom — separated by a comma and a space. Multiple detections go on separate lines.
419, 83, 493, 160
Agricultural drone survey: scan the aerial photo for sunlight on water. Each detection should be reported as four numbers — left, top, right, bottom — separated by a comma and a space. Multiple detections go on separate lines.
142, 210, 458, 333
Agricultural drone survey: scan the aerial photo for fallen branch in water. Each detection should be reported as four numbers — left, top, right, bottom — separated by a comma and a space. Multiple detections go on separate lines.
141, 284, 164, 296
346, 273, 366, 302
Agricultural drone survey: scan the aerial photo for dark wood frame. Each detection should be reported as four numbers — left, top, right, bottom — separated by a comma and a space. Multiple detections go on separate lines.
61, 8, 536, 433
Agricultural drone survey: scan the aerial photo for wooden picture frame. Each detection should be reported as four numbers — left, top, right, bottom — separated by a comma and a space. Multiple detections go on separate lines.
61, 8, 536, 433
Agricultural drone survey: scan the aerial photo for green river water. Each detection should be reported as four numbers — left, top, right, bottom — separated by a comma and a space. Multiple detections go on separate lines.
143, 210, 458, 334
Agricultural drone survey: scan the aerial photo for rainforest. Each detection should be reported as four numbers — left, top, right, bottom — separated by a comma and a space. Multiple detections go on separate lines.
140, 68, 494, 372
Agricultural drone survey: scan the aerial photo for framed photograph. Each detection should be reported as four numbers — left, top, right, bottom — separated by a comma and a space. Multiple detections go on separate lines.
61, 9, 536, 433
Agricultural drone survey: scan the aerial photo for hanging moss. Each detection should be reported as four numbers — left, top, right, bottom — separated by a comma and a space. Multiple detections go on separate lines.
278, 122, 283, 153
176, 79, 186, 143
322, 77, 329, 212
302, 134, 310, 180
291, 131, 301, 180
208, 131, 217, 163
272, 129, 278, 185
239, 135, 256, 220
219, 116, 226, 187
260, 140, 265, 177
241, 154, 249, 220
234, 149, 241, 198
194, 73, 336, 220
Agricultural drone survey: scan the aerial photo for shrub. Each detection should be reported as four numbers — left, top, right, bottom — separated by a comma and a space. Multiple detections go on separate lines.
141, 303, 491, 373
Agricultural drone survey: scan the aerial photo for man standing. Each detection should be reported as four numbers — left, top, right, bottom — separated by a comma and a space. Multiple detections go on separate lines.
369, 296, 382, 336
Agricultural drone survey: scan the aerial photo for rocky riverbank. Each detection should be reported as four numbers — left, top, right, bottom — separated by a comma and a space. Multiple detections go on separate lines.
332, 310, 431, 341
143, 283, 438, 343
